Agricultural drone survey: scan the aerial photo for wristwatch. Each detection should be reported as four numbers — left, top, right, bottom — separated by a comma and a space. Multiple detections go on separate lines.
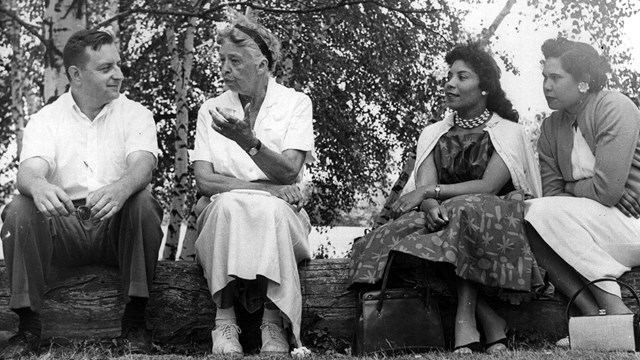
247, 139, 262, 156
434, 184, 441, 200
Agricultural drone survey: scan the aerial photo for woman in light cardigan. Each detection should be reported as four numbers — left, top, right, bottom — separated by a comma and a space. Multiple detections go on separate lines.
525, 37, 640, 347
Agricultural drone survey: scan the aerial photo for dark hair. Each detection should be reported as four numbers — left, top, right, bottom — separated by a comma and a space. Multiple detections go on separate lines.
445, 42, 519, 122
63, 29, 115, 80
541, 37, 611, 92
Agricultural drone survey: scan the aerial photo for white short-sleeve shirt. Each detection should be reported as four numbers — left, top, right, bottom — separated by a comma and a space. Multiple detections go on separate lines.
192, 78, 316, 182
20, 92, 159, 200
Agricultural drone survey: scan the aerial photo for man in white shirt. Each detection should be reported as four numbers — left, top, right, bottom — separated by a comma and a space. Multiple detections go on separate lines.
0, 29, 163, 357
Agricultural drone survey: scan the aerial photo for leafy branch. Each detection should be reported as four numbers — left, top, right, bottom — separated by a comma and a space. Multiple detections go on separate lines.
0, 5, 46, 44
92, 0, 439, 29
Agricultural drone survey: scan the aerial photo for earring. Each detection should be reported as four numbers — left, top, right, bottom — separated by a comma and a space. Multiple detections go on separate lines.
578, 82, 590, 93
481, 91, 488, 96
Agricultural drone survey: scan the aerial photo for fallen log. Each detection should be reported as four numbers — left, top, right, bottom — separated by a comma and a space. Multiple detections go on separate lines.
1, 259, 639, 348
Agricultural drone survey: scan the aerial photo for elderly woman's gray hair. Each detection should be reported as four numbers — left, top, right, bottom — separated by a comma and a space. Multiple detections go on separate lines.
217, 10, 282, 72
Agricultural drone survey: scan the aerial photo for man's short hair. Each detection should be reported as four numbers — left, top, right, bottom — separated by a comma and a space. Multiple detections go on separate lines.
63, 29, 115, 80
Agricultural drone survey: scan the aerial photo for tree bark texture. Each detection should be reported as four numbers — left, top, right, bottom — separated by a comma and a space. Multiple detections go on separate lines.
481, 0, 518, 44
164, 13, 197, 261
9, 0, 26, 157
43, 0, 87, 104
2, 259, 638, 346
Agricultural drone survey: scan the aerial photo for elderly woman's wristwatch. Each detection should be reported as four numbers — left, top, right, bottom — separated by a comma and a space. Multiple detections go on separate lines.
247, 139, 262, 156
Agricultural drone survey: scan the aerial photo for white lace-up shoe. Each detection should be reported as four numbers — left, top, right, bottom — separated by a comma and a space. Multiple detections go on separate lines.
555, 336, 570, 348
211, 323, 243, 356
260, 323, 289, 354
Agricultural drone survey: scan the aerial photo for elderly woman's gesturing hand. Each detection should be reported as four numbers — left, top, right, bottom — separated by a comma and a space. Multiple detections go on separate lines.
210, 104, 256, 151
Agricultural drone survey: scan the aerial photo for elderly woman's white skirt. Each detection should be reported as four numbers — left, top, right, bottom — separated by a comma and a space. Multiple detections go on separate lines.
525, 196, 640, 297
195, 192, 312, 346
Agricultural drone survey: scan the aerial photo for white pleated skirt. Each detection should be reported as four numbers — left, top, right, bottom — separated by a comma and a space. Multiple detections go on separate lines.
525, 196, 640, 297
195, 192, 312, 346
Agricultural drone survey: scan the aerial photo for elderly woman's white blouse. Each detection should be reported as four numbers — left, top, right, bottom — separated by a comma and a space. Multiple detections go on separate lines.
192, 78, 316, 181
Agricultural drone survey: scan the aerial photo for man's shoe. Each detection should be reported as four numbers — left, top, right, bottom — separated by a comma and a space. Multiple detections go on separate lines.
120, 326, 153, 354
260, 323, 289, 354
0, 330, 40, 359
211, 323, 243, 356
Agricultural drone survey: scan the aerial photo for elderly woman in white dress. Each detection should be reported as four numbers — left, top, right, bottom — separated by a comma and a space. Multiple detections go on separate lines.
191, 12, 315, 356
525, 37, 640, 346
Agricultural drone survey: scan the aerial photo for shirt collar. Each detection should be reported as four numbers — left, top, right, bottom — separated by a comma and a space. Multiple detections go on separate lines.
230, 77, 278, 110
65, 91, 115, 121
261, 77, 279, 109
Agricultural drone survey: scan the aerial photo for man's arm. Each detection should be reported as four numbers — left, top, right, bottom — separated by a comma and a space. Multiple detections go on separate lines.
86, 150, 156, 220
17, 157, 75, 217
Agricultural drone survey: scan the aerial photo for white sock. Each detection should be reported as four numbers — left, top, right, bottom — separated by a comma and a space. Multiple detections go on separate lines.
262, 307, 282, 327
215, 306, 236, 326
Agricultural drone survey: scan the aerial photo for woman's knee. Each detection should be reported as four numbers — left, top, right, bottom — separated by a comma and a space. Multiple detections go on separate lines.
213, 193, 285, 217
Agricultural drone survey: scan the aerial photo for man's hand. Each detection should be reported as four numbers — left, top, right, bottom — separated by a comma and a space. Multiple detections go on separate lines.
87, 182, 130, 221
31, 182, 74, 217
17, 157, 73, 217
210, 104, 256, 150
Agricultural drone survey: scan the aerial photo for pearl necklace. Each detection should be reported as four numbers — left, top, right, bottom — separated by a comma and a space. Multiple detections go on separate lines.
454, 109, 492, 129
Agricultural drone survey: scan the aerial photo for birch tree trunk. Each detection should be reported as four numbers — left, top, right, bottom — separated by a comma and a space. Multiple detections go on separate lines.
9, 0, 26, 156
164, 15, 197, 260
43, 0, 87, 104
480, 0, 518, 44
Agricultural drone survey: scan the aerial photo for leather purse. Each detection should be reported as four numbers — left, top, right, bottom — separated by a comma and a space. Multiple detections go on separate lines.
566, 278, 640, 351
353, 252, 445, 355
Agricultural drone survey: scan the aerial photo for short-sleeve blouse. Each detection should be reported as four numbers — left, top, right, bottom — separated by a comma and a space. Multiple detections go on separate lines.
192, 78, 315, 182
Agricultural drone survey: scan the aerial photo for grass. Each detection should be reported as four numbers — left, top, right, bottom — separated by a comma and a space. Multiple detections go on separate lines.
12, 338, 640, 360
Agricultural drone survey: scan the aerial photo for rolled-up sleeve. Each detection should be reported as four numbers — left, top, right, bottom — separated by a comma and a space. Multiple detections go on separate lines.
282, 94, 316, 163
125, 104, 159, 161
192, 101, 214, 163
20, 113, 56, 174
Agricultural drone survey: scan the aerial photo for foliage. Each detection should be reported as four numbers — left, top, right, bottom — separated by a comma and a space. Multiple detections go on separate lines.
302, 327, 350, 355
0, 43, 14, 201
257, 1, 454, 225
0, 0, 639, 228
0, 0, 45, 203
526, 0, 640, 98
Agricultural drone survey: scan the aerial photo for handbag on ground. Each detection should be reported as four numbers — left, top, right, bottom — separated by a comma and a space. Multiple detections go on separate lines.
566, 278, 640, 352
353, 252, 445, 355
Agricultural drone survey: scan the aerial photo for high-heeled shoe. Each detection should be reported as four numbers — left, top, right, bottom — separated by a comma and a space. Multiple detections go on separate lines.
454, 320, 481, 354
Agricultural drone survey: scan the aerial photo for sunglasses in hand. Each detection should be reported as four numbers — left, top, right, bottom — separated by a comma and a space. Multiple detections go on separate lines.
74, 205, 92, 221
